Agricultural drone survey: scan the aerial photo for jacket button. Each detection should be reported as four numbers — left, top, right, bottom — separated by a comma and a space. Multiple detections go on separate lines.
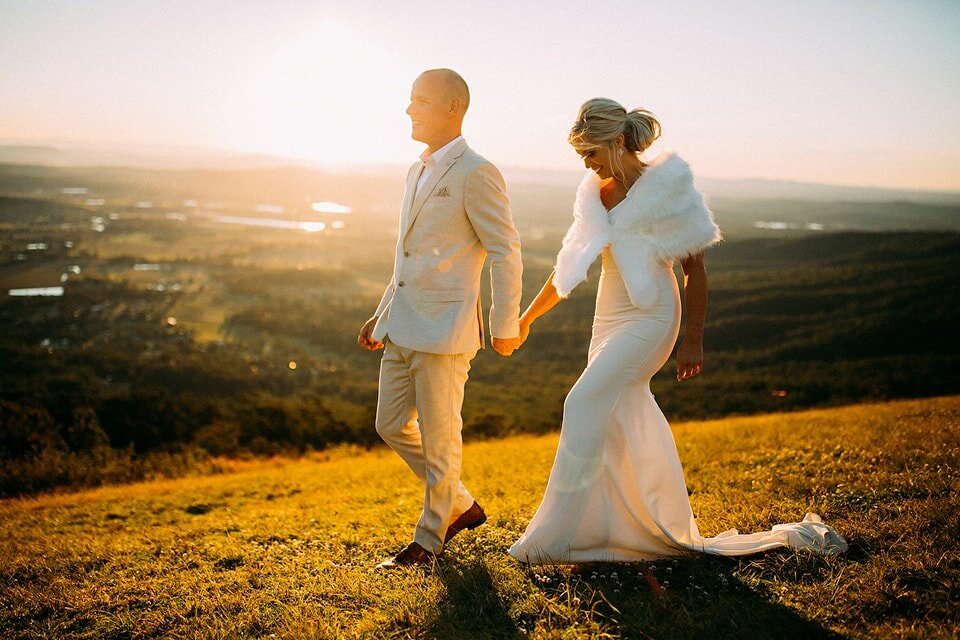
397, 281, 405, 287
404, 251, 410, 257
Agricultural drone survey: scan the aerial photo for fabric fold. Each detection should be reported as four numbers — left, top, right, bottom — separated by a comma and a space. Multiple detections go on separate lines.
510, 244, 847, 566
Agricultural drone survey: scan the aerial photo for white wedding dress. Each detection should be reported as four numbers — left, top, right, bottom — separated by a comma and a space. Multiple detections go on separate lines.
508, 246, 848, 564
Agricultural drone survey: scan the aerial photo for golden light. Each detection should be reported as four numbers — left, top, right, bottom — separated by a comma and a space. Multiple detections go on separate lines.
225, 19, 414, 164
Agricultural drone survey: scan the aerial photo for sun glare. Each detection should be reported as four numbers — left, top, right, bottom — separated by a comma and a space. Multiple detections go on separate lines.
225, 20, 413, 165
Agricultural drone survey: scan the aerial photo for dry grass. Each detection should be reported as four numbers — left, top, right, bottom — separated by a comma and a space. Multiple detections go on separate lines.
2, 396, 958, 639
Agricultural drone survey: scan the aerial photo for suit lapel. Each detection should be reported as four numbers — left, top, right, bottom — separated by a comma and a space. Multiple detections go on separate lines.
399, 162, 422, 232
403, 139, 468, 241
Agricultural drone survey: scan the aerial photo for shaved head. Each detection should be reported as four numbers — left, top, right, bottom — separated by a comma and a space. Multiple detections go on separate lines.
407, 68, 470, 151
420, 68, 470, 113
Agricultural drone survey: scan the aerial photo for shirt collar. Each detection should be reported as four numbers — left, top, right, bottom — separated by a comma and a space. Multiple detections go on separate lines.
419, 135, 464, 167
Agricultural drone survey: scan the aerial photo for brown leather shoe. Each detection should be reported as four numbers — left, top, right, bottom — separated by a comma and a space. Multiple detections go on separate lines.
444, 501, 487, 544
376, 542, 436, 569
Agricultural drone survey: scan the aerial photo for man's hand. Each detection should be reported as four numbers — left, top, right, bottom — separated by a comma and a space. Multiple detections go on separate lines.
676, 339, 703, 381
492, 335, 521, 357
358, 316, 384, 351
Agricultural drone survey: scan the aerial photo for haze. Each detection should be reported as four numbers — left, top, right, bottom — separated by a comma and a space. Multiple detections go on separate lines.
1, 0, 958, 191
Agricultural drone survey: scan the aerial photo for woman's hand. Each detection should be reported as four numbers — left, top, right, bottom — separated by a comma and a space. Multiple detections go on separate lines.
515, 270, 561, 351
676, 339, 703, 381
518, 317, 532, 346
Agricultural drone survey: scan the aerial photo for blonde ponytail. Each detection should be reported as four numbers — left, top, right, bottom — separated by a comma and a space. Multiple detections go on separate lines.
623, 108, 661, 153
568, 98, 661, 181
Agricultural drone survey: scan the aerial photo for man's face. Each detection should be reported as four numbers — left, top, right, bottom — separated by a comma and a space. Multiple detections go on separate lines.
405, 73, 451, 146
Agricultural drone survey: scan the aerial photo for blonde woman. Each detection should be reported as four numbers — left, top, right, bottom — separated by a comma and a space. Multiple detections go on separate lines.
508, 99, 847, 564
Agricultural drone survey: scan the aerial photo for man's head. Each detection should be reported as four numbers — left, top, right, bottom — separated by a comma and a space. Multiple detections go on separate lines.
406, 69, 470, 151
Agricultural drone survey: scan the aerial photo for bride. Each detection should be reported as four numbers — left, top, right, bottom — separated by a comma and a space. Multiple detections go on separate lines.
508, 98, 847, 564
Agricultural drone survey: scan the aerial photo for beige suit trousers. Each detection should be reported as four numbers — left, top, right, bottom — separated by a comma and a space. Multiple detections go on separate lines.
375, 338, 477, 553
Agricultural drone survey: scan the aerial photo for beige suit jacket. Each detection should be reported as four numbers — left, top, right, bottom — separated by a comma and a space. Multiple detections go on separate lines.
371, 139, 523, 355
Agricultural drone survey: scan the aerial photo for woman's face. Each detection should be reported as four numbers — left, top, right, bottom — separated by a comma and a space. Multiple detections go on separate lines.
575, 143, 615, 180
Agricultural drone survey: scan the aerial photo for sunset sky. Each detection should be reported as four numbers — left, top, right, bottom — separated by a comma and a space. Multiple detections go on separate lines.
1, 0, 958, 190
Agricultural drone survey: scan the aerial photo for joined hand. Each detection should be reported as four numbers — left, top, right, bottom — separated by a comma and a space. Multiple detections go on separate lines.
518, 320, 531, 346
492, 336, 521, 357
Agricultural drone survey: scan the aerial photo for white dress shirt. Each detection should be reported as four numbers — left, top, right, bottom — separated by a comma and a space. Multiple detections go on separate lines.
416, 135, 464, 195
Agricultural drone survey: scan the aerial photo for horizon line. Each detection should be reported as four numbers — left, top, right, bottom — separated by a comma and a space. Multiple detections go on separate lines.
1, 138, 959, 198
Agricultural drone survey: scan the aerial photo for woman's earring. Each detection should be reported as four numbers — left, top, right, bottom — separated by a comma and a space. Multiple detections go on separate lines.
618, 147, 624, 157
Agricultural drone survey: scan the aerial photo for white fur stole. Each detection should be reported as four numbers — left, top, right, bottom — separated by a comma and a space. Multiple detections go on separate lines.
552, 153, 722, 299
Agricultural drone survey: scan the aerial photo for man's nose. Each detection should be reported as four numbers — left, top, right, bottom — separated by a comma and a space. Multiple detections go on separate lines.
405, 103, 414, 116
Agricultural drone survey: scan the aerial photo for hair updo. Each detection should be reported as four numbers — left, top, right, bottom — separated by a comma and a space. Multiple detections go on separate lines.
568, 98, 662, 180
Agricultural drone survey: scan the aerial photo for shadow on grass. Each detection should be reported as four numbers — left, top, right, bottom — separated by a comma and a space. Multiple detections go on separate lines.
429, 558, 521, 640
532, 554, 852, 639
421, 550, 850, 639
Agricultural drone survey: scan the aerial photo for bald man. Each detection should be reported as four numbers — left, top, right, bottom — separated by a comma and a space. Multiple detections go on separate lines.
358, 69, 523, 568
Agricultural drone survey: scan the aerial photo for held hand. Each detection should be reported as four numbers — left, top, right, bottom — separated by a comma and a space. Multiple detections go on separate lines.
518, 319, 531, 346
357, 316, 384, 351
492, 335, 522, 357
676, 339, 703, 381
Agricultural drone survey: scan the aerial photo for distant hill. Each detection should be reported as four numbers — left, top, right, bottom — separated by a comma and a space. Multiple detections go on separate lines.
708, 197, 960, 237
0, 163, 405, 219
503, 167, 960, 206
2, 162, 960, 238
697, 176, 960, 205
2, 141, 958, 206
0, 142, 294, 171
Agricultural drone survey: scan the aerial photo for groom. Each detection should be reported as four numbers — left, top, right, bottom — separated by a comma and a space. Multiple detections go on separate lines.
358, 68, 523, 568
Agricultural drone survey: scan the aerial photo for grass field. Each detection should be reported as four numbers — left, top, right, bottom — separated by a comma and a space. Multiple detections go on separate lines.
2, 396, 958, 639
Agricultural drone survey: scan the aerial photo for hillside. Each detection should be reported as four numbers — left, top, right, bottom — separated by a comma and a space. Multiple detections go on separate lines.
2, 167, 959, 497
2, 396, 957, 639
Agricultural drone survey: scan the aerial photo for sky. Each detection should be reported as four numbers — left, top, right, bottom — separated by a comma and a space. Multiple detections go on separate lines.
1, 0, 959, 190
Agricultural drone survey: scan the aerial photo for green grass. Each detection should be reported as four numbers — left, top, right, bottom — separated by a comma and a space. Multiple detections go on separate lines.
2, 396, 958, 639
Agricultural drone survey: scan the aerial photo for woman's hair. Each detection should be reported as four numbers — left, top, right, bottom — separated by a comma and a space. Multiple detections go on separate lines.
568, 98, 661, 180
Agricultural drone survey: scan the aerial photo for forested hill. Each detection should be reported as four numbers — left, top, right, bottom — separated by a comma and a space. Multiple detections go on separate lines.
2, 179, 959, 495
485, 230, 960, 426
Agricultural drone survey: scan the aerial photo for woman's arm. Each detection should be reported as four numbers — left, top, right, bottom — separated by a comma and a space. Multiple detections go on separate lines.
518, 270, 563, 345
677, 251, 707, 381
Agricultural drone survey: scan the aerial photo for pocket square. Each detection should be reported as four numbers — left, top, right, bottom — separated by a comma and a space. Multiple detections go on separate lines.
434, 186, 450, 197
